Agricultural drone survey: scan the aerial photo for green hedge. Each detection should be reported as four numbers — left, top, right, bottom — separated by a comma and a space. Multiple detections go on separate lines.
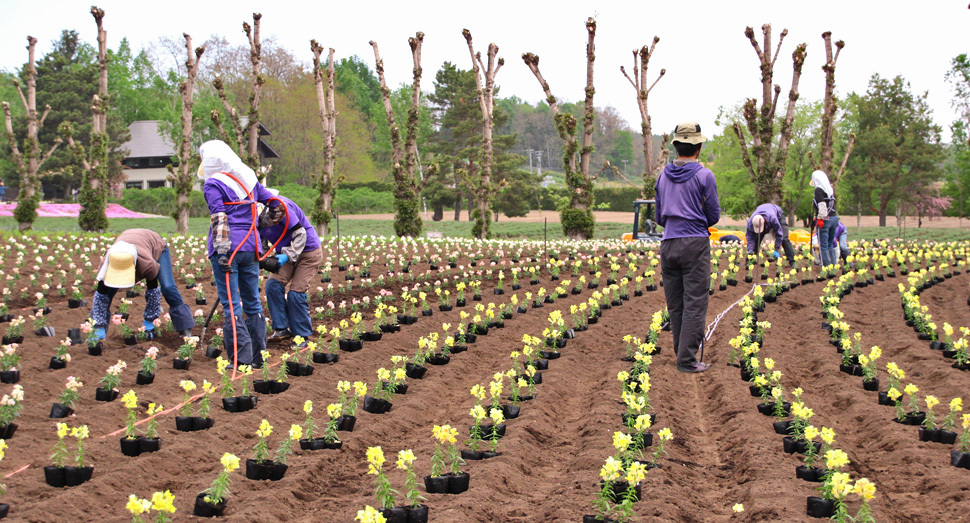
117, 184, 395, 218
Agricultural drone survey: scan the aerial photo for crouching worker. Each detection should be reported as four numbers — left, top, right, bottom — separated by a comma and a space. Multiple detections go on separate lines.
200, 140, 276, 368
90, 229, 194, 340
258, 196, 323, 347
746, 203, 795, 265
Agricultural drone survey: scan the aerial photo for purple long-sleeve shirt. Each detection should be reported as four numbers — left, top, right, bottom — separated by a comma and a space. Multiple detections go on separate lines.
204, 177, 277, 258
746, 203, 785, 253
655, 160, 720, 240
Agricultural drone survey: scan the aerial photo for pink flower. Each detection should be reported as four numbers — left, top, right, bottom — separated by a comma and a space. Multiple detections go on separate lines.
111, 315, 123, 326
79, 322, 92, 334
153, 318, 162, 328
194, 309, 204, 317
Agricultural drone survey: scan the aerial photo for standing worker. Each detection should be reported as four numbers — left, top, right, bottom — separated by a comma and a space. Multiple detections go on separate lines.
746, 203, 795, 265
90, 229, 194, 340
258, 195, 323, 346
655, 122, 720, 373
0, 180, 6, 202
200, 140, 276, 368
811, 170, 840, 268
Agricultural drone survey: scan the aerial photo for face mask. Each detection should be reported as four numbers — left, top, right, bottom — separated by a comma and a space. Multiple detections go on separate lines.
197, 164, 205, 180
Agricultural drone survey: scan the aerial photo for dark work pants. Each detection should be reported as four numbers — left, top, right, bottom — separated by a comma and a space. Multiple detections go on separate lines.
661, 236, 711, 368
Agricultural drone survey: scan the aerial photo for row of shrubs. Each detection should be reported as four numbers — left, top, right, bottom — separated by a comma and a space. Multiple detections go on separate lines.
115, 183, 646, 217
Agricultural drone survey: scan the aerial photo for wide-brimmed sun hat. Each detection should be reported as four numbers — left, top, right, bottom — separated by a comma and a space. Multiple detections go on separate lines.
102, 242, 137, 289
671, 122, 707, 145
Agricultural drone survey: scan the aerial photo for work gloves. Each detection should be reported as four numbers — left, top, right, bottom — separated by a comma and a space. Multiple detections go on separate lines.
93, 328, 106, 341
773, 250, 781, 259
142, 320, 156, 340
259, 254, 289, 274
217, 255, 233, 274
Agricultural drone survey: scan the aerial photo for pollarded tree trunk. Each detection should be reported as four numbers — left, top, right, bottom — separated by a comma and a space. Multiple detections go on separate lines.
812, 31, 856, 193
311, 41, 341, 237
462, 29, 505, 239
620, 37, 667, 199
63, 6, 111, 232
211, 13, 264, 171
166, 33, 205, 235
523, 17, 598, 240
2, 36, 62, 231
371, 33, 436, 238
731, 24, 806, 205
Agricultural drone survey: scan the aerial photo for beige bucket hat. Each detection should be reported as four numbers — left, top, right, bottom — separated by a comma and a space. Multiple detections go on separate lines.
100, 242, 137, 288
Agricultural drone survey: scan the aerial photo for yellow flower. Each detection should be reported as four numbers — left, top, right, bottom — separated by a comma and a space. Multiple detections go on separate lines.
830, 471, 853, 499
853, 477, 877, 501
470, 384, 486, 400
289, 424, 303, 441
126, 494, 151, 516
634, 414, 652, 432
599, 456, 623, 482
202, 380, 215, 394
147, 403, 163, 416
121, 390, 138, 409
625, 461, 647, 484
804, 426, 819, 441
354, 381, 368, 397
304, 400, 313, 414
220, 452, 240, 472
950, 398, 963, 412
355, 505, 388, 523
432, 424, 458, 445
150, 490, 177, 514
657, 427, 673, 442
763, 358, 775, 371
926, 395, 939, 410
337, 380, 351, 393
904, 383, 919, 396
366, 446, 385, 475
469, 404, 487, 422
732, 503, 744, 513
376, 368, 391, 381
825, 449, 850, 470
962, 413, 970, 430
612, 431, 632, 452
327, 403, 342, 419
180, 380, 197, 393
396, 449, 416, 470
820, 427, 836, 446
256, 419, 273, 438
887, 387, 902, 401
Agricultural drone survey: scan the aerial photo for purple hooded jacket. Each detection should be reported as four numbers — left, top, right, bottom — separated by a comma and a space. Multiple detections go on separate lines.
204, 177, 277, 258
745, 203, 785, 253
654, 160, 720, 240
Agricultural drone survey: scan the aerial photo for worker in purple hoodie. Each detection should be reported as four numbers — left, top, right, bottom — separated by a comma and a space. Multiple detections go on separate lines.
258, 196, 323, 346
745, 203, 795, 265
655, 122, 720, 373
200, 140, 276, 368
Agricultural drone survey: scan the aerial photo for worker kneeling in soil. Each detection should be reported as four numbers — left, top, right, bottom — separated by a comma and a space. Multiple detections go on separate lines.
746, 203, 795, 265
90, 229, 194, 340
257, 196, 323, 347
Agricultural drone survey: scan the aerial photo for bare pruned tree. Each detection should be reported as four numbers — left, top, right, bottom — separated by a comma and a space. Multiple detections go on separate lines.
2, 36, 63, 231
62, 6, 111, 232
310, 40, 341, 236
165, 33, 205, 234
732, 24, 807, 205
210, 12, 264, 171
811, 31, 855, 190
620, 37, 669, 199
523, 17, 598, 240
462, 29, 505, 239
370, 33, 436, 237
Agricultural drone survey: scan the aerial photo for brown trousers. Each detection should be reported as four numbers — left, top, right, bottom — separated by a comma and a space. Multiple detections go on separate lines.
271, 247, 323, 293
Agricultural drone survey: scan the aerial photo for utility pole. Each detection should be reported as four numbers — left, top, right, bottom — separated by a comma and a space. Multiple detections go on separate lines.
536, 150, 543, 178
621, 159, 629, 177
526, 148, 534, 174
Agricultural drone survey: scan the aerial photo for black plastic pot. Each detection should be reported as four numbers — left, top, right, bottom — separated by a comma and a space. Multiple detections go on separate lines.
427, 354, 450, 366
285, 361, 314, 377
0, 423, 17, 440
95, 388, 119, 402
951, 450, 970, 469
312, 352, 340, 364
193, 493, 227, 517
50, 402, 75, 417
120, 437, 142, 457
48, 357, 67, 370
918, 427, 940, 443
136, 371, 155, 385
423, 475, 448, 494
362, 395, 392, 414
336, 415, 356, 432
205, 346, 222, 359
378, 507, 408, 523
806, 496, 835, 518
338, 339, 363, 352
502, 404, 521, 419
0, 370, 19, 384
43, 466, 66, 488
173, 358, 191, 370
405, 363, 427, 379
795, 465, 826, 482
447, 472, 470, 494
361, 331, 383, 341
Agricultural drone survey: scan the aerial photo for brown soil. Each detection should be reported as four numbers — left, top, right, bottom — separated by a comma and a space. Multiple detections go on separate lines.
0, 240, 968, 523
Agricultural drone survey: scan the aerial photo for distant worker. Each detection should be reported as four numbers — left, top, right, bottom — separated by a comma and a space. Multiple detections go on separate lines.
832, 221, 849, 265
0, 181, 6, 202
811, 170, 840, 267
746, 203, 795, 265
655, 122, 720, 373
258, 195, 323, 347
90, 229, 194, 340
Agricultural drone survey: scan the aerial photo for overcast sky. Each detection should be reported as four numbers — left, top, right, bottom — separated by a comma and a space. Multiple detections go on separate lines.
1, 0, 967, 144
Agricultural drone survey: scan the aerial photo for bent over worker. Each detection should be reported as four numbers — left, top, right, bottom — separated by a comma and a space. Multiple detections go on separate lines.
746, 203, 795, 265
258, 195, 324, 346
90, 229, 194, 340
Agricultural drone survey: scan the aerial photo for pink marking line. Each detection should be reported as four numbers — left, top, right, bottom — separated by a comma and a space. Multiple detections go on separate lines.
5, 464, 30, 478
0, 203, 146, 218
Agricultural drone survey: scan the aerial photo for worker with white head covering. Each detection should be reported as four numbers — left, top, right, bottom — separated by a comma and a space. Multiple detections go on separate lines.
90, 229, 194, 340
810, 170, 840, 267
745, 203, 795, 264
200, 140, 276, 368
